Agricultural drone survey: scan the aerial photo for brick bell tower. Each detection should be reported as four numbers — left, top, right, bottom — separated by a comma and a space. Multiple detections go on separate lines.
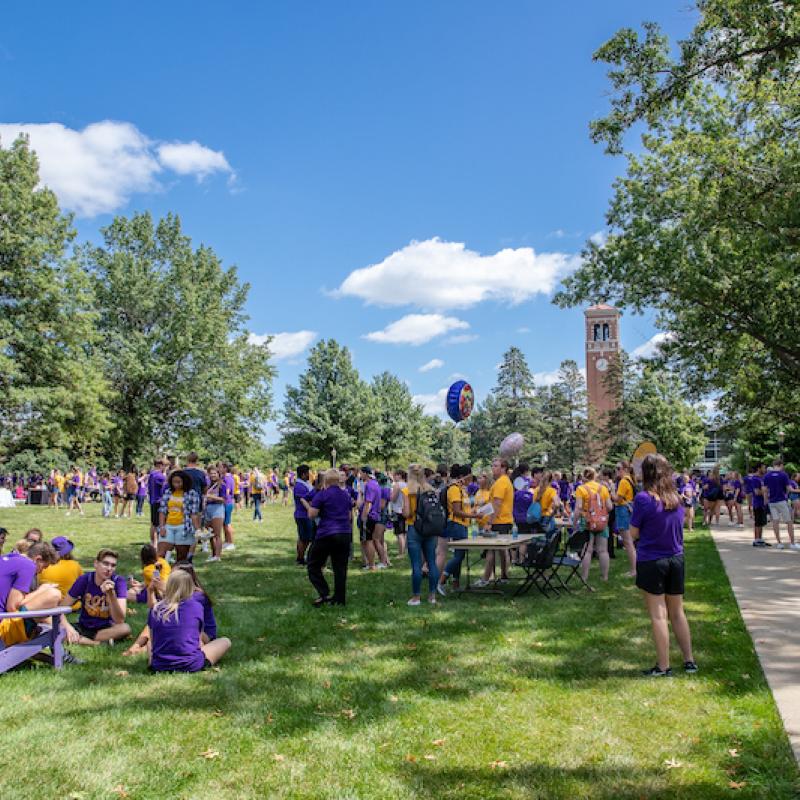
585, 303, 620, 462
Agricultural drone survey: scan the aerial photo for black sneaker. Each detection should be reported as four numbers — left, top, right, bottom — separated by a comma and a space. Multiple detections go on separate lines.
62, 651, 85, 666
311, 596, 330, 607
683, 661, 698, 674
642, 665, 672, 677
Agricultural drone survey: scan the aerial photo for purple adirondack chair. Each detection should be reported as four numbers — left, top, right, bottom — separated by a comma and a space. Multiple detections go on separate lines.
0, 606, 73, 673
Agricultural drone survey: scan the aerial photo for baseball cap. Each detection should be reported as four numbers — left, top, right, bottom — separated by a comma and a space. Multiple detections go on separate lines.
51, 536, 74, 557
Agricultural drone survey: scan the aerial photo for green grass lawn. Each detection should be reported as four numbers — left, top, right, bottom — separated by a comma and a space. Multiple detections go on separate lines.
0, 503, 797, 800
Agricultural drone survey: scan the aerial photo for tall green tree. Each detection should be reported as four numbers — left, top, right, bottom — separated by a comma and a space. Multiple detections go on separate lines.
280, 339, 380, 464
555, 1, 800, 425
540, 360, 587, 473
367, 372, 430, 469
426, 416, 470, 466
81, 212, 273, 466
0, 135, 109, 464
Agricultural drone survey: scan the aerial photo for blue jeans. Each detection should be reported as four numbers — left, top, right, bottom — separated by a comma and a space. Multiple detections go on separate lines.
407, 526, 439, 595
443, 521, 468, 580
252, 495, 262, 520
102, 491, 113, 517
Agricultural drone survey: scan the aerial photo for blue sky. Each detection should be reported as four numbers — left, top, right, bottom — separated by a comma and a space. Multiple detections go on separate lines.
0, 2, 696, 439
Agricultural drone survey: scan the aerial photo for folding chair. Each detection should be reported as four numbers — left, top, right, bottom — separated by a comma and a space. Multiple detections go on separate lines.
514, 530, 561, 597
551, 529, 592, 593
0, 606, 73, 673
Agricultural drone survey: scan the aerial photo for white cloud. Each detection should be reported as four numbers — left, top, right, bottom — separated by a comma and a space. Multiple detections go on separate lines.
412, 387, 448, 416
337, 237, 580, 310
589, 230, 607, 246
364, 314, 469, 346
248, 330, 317, 360
517, 326, 531, 334
157, 140, 232, 179
631, 332, 675, 360
533, 370, 561, 387
0, 120, 234, 216
419, 358, 444, 372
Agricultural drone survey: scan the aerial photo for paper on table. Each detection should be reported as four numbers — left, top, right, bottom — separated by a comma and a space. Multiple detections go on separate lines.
476, 503, 494, 516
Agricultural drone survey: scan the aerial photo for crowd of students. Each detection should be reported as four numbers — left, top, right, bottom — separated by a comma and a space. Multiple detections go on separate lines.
2, 451, 798, 678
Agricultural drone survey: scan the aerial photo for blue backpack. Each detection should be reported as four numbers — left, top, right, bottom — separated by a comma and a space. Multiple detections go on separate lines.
526, 499, 543, 524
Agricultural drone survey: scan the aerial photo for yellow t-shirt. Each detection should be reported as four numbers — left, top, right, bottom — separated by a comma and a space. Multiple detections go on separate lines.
490, 474, 514, 525
446, 484, 468, 523
475, 488, 492, 528
250, 472, 262, 494
616, 476, 635, 506
234, 474, 241, 493
401, 487, 415, 524
534, 485, 558, 517
166, 490, 185, 525
576, 480, 611, 508
40, 559, 84, 607
142, 558, 171, 587
54, 475, 65, 492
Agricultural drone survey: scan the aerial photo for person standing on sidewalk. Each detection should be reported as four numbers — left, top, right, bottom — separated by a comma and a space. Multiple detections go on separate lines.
631, 453, 697, 677
763, 459, 799, 550
750, 463, 770, 547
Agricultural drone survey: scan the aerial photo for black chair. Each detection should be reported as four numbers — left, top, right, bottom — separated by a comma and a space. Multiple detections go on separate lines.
551, 529, 592, 593
514, 530, 562, 597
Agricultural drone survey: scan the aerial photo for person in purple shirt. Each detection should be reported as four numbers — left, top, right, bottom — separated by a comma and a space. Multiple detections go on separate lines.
749, 463, 770, 547
221, 463, 236, 552
63, 548, 131, 646
148, 570, 230, 672
763, 459, 798, 549
0, 543, 61, 648
360, 467, 381, 571
147, 459, 168, 545
293, 464, 315, 566
307, 469, 353, 606
630, 454, 696, 677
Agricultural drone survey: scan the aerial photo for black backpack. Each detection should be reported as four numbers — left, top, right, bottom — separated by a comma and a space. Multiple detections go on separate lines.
415, 489, 447, 537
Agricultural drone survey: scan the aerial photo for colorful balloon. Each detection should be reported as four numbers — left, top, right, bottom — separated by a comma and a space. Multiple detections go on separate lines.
446, 380, 474, 422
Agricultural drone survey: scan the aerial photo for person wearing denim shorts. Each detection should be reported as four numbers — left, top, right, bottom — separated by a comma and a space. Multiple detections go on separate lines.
158, 471, 201, 562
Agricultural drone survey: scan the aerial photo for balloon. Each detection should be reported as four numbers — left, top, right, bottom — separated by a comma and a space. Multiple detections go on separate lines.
446, 380, 474, 422
631, 441, 657, 479
500, 432, 525, 458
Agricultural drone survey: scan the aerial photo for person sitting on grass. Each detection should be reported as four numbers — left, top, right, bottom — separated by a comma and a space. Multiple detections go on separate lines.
63, 549, 131, 646
631, 453, 697, 677
24, 528, 44, 544
158, 470, 201, 563
127, 544, 170, 604
40, 537, 84, 608
0, 542, 62, 648
148, 570, 230, 673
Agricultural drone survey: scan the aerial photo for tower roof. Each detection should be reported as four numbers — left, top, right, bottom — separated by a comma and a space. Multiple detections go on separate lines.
585, 303, 618, 315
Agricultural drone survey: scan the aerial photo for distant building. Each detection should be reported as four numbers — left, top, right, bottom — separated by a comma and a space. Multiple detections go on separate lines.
694, 428, 731, 473
585, 304, 620, 462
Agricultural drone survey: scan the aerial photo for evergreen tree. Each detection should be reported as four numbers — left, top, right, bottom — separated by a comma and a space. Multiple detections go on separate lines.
367, 372, 430, 469
540, 360, 587, 473
281, 339, 380, 464
0, 135, 109, 464
82, 211, 273, 466
426, 416, 470, 466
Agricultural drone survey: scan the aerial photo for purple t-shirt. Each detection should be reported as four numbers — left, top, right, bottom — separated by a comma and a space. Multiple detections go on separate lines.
294, 480, 313, 519
148, 597, 206, 672
763, 470, 790, 503
363, 479, 382, 521
311, 486, 353, 537
148, 470, 167, 504
630, 491, 684, 561
69, 572, 128, 630
136, 476, 147, 497
0, 553, 36, 612
513, 489, 533, 525
194, 590, 217, 641
222, 474, 235, 505
751, 476, 765, 509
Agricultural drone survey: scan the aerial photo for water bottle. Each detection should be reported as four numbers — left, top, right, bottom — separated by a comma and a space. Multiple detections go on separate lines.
512, 524, 519, 541
470, 521, 478, 539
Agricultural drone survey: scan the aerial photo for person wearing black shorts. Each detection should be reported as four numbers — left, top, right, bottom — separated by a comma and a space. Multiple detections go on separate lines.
631, 454, 697, 677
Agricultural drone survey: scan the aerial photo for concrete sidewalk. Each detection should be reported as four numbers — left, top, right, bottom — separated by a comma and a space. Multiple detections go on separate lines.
709, 522, 800, 764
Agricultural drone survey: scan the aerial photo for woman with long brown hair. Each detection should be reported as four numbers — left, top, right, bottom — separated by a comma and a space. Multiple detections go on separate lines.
631, 453, 697, 677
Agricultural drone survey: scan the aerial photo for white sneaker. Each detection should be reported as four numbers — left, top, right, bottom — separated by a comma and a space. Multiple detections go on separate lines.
223, 543, 235, 551
790, 543, 800, 551
436, 583, 447, 597
428, 596, 437, 605
376, 563, 388, 570
206, 555, 221, 563
472, 578, 491, 588
776, 543, 786, 550
407, 597, 421, 606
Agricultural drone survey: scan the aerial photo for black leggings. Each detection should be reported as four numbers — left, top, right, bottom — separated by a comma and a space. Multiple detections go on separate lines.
306, 532, 350, 604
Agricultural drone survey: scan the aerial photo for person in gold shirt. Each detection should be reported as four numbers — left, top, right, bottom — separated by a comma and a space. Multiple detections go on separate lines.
126, 544, 171, 603
574, 467, 614, 584
614, 461, 637, 577
437, 465, 478, 595
474, 458, 514, 587
40, 536, 83, 609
